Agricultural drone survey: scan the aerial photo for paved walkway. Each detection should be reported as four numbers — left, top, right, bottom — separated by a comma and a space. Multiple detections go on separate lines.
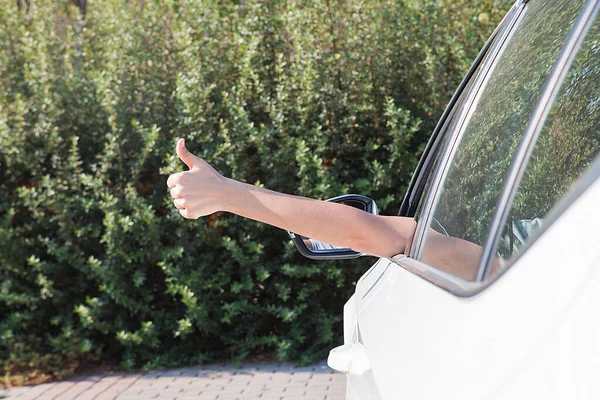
0, 362, 345, 400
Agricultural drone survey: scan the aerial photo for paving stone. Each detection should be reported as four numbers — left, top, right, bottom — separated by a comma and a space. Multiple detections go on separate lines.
195, 395, 219, 400
288, 397, 326, 400
2, 362, 345, 400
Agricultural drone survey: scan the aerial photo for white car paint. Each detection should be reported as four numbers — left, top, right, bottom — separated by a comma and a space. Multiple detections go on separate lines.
333, 175, 600, 399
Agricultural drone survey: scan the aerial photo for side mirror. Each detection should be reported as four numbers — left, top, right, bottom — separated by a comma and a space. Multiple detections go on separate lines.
288, 194, 379, 260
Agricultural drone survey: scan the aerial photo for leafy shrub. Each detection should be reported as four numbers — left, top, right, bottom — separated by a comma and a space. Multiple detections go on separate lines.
0, 0, 509, 385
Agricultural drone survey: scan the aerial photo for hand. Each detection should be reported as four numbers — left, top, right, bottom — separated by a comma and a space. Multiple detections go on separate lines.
166, 138, 229, 219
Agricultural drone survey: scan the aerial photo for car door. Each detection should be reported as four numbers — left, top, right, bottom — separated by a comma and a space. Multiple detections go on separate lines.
341, 0, 600, 398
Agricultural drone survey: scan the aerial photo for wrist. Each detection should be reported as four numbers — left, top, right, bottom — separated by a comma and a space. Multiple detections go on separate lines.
220, 178, 247, 214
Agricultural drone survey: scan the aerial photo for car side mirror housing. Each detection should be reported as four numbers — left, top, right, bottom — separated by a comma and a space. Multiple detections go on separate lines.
288, 194, 378, 260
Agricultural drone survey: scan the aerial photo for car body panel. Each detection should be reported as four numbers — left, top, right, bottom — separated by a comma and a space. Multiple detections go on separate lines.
343, 177, 600, 399
320, 0, 600, 397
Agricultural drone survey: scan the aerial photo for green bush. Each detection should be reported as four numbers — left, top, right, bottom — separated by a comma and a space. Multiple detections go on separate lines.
0, 0, 509, 384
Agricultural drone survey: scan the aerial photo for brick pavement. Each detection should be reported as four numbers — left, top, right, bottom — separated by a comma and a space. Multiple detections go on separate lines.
0, 361, 345, 400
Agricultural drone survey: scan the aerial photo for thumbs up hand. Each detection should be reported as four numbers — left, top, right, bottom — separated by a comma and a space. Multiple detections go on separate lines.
167, 138, 229, 219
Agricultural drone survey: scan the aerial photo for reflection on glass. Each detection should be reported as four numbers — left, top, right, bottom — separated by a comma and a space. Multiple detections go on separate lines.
421, 0, 585, 280
302, 236, 349, 252
498, 20, 600, 259
414, 54, 487, 226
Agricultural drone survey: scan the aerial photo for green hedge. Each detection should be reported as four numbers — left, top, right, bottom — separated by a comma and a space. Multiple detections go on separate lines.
0, 0, 508, 385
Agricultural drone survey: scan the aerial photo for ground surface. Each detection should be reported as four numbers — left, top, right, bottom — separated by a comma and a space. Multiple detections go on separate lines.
0, 361, 345, 400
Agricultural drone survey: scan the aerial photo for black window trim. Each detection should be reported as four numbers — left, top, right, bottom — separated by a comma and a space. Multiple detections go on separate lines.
392, 0, 600, 296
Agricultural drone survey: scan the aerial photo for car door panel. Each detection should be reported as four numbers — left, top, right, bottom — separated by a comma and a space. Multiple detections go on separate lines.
350, 178, 600, 399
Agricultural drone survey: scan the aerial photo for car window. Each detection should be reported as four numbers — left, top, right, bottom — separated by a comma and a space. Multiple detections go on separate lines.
407, 6, 518, 249
497, 19, 600, 260
412, 58, 487, 227
418, 0, 585, 280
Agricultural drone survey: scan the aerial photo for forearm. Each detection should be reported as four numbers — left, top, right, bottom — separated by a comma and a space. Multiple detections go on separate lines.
223, 180, 415, 258
168, 138, 496, 272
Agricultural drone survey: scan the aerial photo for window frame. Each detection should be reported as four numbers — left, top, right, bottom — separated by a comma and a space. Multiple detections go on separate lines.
395, 0, 600, 296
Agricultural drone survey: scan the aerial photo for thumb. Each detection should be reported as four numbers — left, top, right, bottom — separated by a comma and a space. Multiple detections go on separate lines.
176, 138, 200, 169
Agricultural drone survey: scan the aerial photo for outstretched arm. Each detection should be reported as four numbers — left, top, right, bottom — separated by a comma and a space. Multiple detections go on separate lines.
166, 139, 415, 258
166, 138, 501, 279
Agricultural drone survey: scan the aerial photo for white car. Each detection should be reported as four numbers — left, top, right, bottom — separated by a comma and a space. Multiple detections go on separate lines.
290, 0, 600, 398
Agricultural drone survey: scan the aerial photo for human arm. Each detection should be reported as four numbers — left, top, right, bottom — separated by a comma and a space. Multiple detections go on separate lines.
166, 138, 501, 276
166, 139, 414, 257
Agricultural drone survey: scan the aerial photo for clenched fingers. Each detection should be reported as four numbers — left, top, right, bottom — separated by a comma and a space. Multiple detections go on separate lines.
170, 186, 183, 199
166, 172, 185, 189
173, 198, 186, 210
179, 208, 195, 219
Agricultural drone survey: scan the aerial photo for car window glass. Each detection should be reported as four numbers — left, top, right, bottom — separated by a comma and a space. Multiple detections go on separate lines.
413, 59, 486, 227
419, 0, 585, 280
497, 20, 600, 260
